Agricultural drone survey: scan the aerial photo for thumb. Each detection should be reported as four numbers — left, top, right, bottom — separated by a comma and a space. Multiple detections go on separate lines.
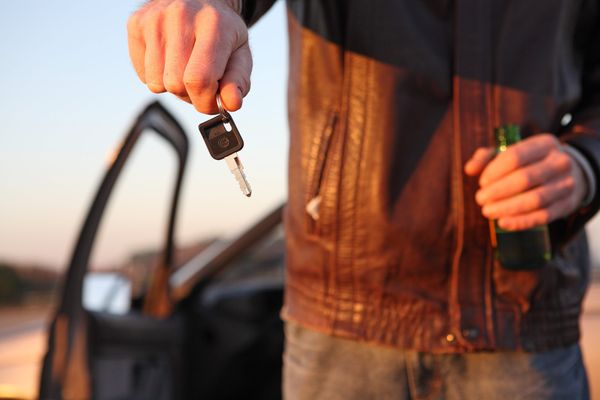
219, 43, 252, 111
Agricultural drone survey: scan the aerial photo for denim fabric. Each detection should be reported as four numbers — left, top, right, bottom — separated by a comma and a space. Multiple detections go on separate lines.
283, 322, 590, 400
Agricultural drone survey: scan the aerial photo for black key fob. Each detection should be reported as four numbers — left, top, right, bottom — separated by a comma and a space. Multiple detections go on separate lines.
198, 113, 244, 160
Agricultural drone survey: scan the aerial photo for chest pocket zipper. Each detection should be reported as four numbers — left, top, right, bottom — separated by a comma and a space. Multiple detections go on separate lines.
305, 111, 339, 235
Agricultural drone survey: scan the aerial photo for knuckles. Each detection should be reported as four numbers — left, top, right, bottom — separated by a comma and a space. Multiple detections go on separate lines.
164, 0, 192, 21
516, 171, 533, 190
140, 7, 167, 37
556, 152, 573, 173
496, 149, 527, 172
195, 5, 244, 48
127, 13, 142, 36
196, 3, 222, 24
163, 76, 188, 97
536, 133, 560, 148
183, 74, 215, 93
143, 0, 196, 25
531, 192, 546, 209
128, 0, 250, 109
563, 176, 576, 191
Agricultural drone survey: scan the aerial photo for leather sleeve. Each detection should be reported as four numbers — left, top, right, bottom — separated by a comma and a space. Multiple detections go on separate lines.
241, 0, 277, 26
557, 9, 600, 243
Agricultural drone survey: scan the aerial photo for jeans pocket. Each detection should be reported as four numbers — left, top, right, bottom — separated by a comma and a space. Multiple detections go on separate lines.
283, 322, 332, 372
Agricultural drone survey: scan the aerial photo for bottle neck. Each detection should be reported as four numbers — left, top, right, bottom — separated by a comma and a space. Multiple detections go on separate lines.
495, 124, 521, 152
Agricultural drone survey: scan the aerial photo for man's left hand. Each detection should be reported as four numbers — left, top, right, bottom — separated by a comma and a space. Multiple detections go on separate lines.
464, 134, 588, 231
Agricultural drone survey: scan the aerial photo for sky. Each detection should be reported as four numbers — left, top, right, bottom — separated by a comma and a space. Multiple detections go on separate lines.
2, 2, 600, 271
0, 1, 289, 269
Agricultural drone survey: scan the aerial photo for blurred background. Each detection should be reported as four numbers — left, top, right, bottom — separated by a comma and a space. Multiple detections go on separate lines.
0, 1, 599, 398
0, 1, 287, 397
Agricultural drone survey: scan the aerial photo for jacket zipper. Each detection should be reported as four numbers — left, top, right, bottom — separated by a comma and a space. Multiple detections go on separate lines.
305, 111, 339, 235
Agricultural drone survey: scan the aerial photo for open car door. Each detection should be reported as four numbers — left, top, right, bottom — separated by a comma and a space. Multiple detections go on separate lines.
38, 102, 285, 400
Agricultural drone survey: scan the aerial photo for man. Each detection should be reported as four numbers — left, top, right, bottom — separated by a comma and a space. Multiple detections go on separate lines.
128, 0, 599, 398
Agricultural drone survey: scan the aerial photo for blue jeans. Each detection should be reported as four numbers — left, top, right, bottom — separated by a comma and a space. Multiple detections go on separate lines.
283, 322, 590, 400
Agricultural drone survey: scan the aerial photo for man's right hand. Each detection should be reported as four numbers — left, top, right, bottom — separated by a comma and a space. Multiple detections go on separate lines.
127, 0, 252, 114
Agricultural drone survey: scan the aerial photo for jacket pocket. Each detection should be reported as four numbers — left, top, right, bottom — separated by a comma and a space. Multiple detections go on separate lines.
493, 258, 541, 313
305, 110, 339, 235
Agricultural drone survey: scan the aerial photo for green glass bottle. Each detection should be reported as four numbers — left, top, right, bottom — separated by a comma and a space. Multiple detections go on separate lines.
492, 124, 551, 270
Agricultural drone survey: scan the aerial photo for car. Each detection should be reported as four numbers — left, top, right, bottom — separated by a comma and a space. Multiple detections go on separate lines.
37, 102, 285, 400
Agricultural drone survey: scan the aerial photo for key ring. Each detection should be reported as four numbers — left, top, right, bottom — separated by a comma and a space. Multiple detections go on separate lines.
216, 92, 230, 122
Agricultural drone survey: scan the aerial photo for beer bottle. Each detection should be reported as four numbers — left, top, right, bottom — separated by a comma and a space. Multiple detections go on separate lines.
491, 124, 551, 270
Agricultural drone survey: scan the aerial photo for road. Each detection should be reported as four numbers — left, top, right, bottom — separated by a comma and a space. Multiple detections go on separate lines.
1, 287, 600, 399
0, 307, 48, 399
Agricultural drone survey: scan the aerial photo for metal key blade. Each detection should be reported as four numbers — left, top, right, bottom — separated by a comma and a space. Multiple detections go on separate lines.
225, 153, 252, 197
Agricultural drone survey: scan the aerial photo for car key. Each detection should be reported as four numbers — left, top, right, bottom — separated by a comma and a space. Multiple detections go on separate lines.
198, 94, 252, 197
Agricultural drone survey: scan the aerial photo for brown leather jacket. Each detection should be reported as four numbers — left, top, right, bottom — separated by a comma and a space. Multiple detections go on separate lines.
244, 0, 600, 352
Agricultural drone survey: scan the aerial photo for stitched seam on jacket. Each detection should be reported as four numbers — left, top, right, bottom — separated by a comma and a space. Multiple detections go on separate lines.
329, 49, 354, 331
349, 58, 371, 336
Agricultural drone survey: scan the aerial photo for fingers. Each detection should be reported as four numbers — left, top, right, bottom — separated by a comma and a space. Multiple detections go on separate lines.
183, 17, 231, 113
127, 0, 251, 113
479, 134, 559, 186
175, 94, 192, 103
184, 6, 249, 113
144, 18, 167, 93
497, 195, 576, 231
481, 174, 575, 219
127, 15, 146, 82
469, 133, 588, 229
475, 149, 572, 205
163, 14, 194, 98
464, 147, 495, 176
219, 43, 252, 111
